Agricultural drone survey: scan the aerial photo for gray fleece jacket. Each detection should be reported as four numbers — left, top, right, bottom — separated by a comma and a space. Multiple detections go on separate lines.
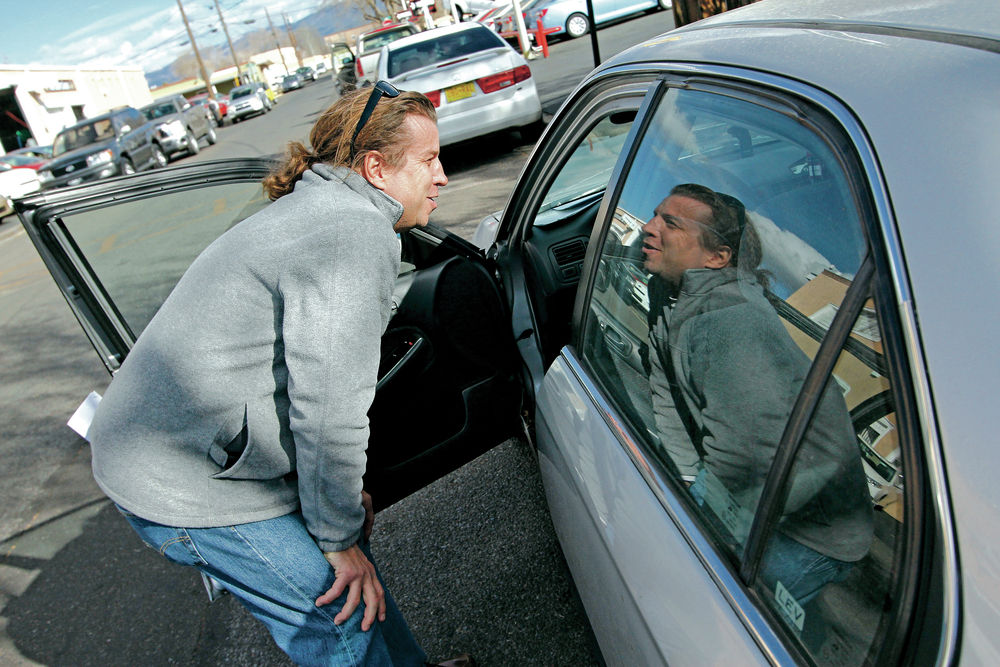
87, 164, 402, 552
648, 267, 873, 562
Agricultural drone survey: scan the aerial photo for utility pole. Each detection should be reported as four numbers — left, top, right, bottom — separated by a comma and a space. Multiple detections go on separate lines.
177, 0, 214, 99
282, 12, 303, 69
214, 0, 242, 84
265, 8, 290, 75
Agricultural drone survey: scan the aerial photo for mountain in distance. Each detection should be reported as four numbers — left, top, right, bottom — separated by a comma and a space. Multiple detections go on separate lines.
145, 1, 368, 88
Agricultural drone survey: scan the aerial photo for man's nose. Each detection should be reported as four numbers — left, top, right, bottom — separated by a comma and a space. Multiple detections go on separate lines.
434, 161, 448, 186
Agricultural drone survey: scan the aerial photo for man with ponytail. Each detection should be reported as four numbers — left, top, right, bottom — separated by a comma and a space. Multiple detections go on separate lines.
84, 84, 472, 665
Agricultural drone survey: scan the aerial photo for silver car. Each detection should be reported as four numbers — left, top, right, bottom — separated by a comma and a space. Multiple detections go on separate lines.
377, 22, 543, 146
15, 0, 1000, 663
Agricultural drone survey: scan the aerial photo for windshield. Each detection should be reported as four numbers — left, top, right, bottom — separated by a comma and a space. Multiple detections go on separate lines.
387, 27, 503, 77
142, 102, 177, 120
53, 119, 115, 156
230, 86, 254, 99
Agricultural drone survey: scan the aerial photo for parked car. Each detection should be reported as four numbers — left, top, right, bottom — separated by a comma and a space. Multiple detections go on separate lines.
296, 66, 317, 82
37, 106, 165, 190
188, 93, 226, 126
0, 163, 40, 219
330, 42, 358, 94
227, 84, 271, 122
354, 22, 421, 89
141, 95, 217, 160
16, 0, 1000, 663
378, 22, 542, 146
526, 0, 670, 38
1, 145, 53, 170
0, 152, 48, 171
281, 74, 304, 93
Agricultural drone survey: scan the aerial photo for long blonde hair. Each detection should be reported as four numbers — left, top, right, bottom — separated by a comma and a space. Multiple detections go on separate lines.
262, 88, 436, 200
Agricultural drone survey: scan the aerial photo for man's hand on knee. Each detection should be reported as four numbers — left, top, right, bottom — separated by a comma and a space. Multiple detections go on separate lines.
316, 544, 387, 631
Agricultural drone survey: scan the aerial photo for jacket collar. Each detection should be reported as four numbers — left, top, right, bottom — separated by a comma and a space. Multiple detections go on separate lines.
308, 164, 404, 228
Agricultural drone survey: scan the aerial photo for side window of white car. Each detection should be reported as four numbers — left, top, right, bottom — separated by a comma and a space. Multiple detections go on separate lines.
581, 83, 911, 664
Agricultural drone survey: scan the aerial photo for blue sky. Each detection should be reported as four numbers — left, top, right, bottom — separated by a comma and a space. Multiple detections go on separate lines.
2, 0, 334, 74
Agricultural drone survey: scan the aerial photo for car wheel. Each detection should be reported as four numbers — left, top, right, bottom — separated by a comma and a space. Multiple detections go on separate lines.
186, 130, 200, 156
119, 158, 135, 175
566, 12, 590, 38
658, 0, 671, 9
206, 126, 217, 145
151, 143, 168, 168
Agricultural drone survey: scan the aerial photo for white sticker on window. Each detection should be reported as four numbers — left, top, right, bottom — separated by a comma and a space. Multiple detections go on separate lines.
775, 580, 805, 632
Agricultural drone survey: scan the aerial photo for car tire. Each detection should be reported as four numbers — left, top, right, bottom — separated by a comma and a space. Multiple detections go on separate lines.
186, 130, 200, 156
119, 158, 135, 175
206, 126, 217, 145
151, 143, 168, 168
566, 12, 590, 38
658, 0, 672, 8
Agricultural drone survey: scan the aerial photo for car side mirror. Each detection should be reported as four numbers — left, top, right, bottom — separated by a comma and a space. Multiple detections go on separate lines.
182, 103, 192, 110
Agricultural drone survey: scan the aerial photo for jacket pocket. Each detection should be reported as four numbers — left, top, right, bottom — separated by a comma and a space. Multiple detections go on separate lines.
209, 403, 295, 481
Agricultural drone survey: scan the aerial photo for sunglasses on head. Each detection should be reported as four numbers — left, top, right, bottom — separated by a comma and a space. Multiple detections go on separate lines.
350, 81, 400, 161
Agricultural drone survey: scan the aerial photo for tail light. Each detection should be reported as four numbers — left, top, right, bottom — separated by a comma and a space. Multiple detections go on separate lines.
476, 65, 532, 94
424, 90, 442, 107
356, 58, 364, 76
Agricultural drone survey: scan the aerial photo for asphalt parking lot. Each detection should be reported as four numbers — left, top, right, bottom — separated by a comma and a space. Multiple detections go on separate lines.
0, 12, 674, 665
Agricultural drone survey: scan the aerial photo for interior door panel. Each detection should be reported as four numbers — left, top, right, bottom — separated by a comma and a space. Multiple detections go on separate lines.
367, 254, 523, 510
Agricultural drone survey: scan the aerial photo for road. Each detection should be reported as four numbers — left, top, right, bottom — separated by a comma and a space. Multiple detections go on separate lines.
0, 12, 672, 666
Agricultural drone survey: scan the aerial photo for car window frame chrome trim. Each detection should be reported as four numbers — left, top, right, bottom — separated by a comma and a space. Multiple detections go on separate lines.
565, 61, 959, 665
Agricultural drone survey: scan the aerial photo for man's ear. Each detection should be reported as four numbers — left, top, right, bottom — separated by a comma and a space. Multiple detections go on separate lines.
705, 245, 733, 269
359, 151, 389, 190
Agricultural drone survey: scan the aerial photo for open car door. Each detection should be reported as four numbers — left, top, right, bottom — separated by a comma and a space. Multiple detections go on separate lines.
16, 158, 523, 511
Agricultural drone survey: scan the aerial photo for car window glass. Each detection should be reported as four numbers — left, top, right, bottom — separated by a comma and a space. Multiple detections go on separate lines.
57, 181, 270, 337
387, 27, 504, 77
755, 284, 900, 664
580, 85, 903, 662
533, 111, 634, 227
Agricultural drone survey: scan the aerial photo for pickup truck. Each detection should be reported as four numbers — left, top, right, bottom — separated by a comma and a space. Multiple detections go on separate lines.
38, 106, 166, 190
141, 94, 217, 160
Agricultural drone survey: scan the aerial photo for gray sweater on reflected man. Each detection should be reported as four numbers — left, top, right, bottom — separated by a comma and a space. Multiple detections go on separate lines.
87, 165, 402, 552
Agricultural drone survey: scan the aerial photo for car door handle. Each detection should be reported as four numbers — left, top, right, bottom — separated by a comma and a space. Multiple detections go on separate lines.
603, 326, 631, 357
376, 335, 425, 392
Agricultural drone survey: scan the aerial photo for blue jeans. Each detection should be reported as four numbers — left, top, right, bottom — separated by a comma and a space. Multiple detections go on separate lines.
117, 507, 426, 667
759, 530, 853, 606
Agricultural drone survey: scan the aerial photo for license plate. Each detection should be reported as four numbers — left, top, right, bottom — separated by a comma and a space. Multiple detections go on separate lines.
444, 82, 475, 103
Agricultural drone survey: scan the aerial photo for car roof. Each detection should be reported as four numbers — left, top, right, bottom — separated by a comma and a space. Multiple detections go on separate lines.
361, 23, 417, 38
385, 21, 499, 51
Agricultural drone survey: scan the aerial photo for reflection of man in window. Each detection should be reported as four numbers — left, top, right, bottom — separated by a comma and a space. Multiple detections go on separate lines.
643, 183, 873, 605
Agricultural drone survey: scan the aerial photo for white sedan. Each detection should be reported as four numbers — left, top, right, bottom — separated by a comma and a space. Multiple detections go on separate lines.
377, 22, 543, 146
0, 164, 40, 219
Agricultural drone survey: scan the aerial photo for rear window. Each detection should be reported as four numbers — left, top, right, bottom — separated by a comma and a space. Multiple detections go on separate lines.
387, 27, 506, 78
360, 26, 417, 53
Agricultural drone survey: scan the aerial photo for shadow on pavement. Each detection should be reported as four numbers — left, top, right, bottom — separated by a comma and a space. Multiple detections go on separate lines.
1, 502, 289, 666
